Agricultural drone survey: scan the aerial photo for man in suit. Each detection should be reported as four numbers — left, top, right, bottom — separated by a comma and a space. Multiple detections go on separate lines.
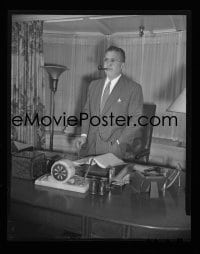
75, 46, 143, 159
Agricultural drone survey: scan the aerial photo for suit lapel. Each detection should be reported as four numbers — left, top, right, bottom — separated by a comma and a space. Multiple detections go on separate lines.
101, 75, 124, 115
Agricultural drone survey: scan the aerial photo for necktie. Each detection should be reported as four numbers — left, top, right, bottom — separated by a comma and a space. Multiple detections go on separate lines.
100, 81, 111, 113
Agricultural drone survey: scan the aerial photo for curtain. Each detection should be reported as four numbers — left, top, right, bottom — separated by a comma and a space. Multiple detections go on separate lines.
43, 30, 186, 143
71, 35, 107, 116
110, 31, 186, 142
11, 21, 46, 148
43, 34, 107, 134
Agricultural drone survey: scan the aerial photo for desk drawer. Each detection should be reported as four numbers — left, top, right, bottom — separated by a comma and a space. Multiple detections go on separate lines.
90, 219, 122, 238
130, 226, 191, 240
10, 202, 82, 239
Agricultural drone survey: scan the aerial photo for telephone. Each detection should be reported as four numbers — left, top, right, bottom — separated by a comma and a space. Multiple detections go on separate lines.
35, 159, 89, 193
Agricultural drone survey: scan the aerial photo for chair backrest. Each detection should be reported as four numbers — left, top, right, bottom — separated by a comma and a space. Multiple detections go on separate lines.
140, 103, 156, 151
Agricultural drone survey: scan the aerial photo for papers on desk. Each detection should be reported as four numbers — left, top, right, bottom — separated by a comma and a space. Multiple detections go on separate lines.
133, 164, 168, 178
133, 164, 152, 172
73, 153, 125, 168
73, 156, 92, 166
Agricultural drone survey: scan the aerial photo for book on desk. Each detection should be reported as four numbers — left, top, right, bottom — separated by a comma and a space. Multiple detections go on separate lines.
74, 153, 128, 180
73, 152, 125, 168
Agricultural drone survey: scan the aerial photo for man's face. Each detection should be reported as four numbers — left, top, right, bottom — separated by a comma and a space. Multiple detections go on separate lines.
103, 50, 124, 80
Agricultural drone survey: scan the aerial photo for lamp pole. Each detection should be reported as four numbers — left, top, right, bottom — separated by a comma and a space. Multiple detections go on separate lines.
49, 78, 58, 151
43, 64, 68, 151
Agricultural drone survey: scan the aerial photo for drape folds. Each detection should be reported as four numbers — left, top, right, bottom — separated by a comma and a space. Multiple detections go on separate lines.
44, 31, 186, 142
11, 21, 46, 148
110, 31, 186, 142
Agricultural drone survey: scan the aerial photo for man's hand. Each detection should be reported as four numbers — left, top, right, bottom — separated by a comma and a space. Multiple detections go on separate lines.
74, 136, 87, 151
109, 139, 127, 159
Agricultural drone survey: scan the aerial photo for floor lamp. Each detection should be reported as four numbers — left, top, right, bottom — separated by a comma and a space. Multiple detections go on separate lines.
167, 88, 190, 215
167, 88, 186, 114
43, 63, 68, 151
167, 87, 186, 147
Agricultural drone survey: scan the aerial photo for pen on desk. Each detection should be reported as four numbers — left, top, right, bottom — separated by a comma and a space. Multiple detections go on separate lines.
77, 149, 80, 160
84, 158, 93, 180
144, 167, 161, 173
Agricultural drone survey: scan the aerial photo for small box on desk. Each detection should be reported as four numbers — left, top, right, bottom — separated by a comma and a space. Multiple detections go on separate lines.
12, 151, 47, 180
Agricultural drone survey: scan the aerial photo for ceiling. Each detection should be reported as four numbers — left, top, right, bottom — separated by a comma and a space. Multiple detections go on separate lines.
12, 15, 186, 35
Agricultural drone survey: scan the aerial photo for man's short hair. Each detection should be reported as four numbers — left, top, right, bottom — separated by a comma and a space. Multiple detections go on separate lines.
105, 46, 126, 63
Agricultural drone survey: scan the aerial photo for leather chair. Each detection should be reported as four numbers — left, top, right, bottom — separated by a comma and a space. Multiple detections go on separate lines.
124, 103, 157, 163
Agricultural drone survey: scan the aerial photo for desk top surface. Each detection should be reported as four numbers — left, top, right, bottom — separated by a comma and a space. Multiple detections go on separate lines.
10, 169, 190, 231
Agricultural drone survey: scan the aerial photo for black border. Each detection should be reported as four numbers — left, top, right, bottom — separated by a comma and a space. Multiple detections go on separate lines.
3, 10, 192, 251
186, 13, 191, 217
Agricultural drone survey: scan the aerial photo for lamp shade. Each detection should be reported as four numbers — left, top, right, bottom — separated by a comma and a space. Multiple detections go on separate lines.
43, 63, 68, 80
167, 88, 186, 113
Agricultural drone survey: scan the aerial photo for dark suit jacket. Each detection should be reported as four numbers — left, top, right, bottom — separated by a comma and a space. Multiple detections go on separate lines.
81, 74, 143, 157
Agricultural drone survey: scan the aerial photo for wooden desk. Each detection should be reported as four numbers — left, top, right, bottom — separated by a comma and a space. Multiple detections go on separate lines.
8, 171, 190, 240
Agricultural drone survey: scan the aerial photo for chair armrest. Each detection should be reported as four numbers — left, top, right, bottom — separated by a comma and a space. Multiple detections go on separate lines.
122, 138, 143, 161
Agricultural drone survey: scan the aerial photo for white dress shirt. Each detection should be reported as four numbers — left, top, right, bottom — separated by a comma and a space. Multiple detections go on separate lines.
101, 74, 122, 100
81, 74, 121, 138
